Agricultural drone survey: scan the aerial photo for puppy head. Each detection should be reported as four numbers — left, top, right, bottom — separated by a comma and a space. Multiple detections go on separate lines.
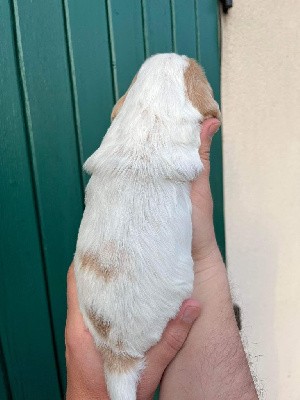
111, 54, 221, 124
85, 55, 220, 181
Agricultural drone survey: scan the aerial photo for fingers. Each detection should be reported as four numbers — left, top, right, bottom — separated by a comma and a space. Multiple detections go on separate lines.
66, 264, 78, 312
66, 264, 85, 323
191, 118, 220, 201
149, 299, 200, 365
191, 118, 220, 209
65, 264, 90, 347
137, 300, 200, 399
65, 264, 108, 400
199, 118, 221, 169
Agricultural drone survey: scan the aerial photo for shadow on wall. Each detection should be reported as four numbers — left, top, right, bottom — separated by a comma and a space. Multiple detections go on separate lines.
227, 210, 279, 399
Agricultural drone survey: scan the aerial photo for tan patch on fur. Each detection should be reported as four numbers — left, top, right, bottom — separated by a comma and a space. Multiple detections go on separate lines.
184, 59, 221, 121
80, 252, 115, 282
86, 308, 111, 338
79, 242, 134, 281
111, 75, 137, 121
101, 346, 140, 373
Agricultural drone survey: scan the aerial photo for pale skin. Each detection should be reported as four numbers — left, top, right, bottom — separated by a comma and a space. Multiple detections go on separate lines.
65, 118, 258, 400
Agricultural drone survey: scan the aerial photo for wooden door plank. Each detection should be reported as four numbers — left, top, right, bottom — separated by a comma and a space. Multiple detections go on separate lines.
0, 371, 9, 400
107, 0, 145, 97
13, 0, 85, 387
0, 1, 63, 398
0, 341, 10, 400
172, 0, 198, 58
64, 0, 114, 165
142, 0, 173, 56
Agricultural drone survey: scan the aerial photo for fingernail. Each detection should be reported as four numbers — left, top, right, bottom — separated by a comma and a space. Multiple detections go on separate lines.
181, 306, 199, 324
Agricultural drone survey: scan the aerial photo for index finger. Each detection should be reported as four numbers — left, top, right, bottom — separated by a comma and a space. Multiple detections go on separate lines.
66, 263, 86, 329
201, 118, 221, 141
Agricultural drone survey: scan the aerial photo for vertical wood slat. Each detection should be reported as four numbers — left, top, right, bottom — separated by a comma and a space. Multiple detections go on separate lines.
12, 0, 64, 394
0, 368, 9, 400
0, 369, 8, 400
107, 0, 145, 97
0, 0, 62, 398
142, 0, 173, 55
172, 0, 198, 59
106, 0, 119, 101
65, 0, 114, 165
61, 0, 86, 189
0, 339, 11, 400
194, 0, 201, 62
12, 0, 85, 389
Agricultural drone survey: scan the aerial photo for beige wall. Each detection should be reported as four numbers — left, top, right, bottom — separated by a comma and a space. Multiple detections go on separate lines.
221, 2, 300, 399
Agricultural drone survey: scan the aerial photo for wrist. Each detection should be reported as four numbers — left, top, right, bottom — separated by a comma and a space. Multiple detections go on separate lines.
193, 235, 223, 266
193, 246, 226, 290
193, 253, 235, 321
194, 262, 233, 313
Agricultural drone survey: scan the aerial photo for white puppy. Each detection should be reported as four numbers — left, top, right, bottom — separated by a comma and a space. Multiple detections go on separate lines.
74, 53, 221, 400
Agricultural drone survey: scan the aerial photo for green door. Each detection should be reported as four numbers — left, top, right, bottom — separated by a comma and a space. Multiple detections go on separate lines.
0, 1, 224, 398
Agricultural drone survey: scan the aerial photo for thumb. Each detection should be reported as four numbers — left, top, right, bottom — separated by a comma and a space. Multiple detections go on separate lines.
137, 300, 200, 399
199, 118, 221, 169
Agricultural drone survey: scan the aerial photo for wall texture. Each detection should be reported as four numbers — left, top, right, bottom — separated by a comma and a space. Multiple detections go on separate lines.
221, 2, 300, 399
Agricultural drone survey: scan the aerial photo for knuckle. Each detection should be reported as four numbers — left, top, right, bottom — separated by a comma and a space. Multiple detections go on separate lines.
164, 328, 185, 353
200, 149, 210, 163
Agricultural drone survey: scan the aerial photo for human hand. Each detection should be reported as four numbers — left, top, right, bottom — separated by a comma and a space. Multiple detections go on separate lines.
191, 118, 223, 270
160, 119, 258, 400
65, 265, 200, 400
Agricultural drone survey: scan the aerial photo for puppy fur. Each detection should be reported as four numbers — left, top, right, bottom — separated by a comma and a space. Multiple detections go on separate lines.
74, 53, 221, 400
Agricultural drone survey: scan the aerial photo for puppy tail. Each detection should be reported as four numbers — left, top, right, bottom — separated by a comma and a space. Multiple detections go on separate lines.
104, 358, 145, 400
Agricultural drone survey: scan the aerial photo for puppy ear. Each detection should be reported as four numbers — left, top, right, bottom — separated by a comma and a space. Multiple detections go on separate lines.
111, 94, 126, 121
111, 75, 137, 121
83, 149, 101, 175
184, 59, 221, 121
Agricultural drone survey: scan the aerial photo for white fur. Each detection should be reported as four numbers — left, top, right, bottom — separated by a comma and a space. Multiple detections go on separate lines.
105, 360, 145, 400
74, 53, 204, 400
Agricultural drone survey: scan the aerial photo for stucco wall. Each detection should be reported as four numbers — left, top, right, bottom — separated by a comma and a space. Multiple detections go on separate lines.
221, 2, 300, 399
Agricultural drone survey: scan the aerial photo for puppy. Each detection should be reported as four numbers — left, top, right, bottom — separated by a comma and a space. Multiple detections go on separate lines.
74, 53, 221, 400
